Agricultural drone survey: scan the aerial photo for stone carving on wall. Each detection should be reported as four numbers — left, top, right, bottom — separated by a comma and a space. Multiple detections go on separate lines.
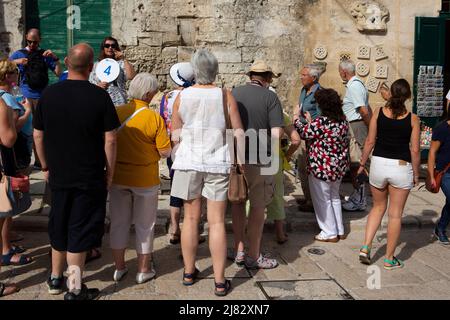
350, 1, 390, 33
374, 45, 388, 61
375, 64, 388, 79
357, 45, 371, 60
366, 76, 380, 93
313, 45, 328, 60
356, 62, 370, 77
339, 50, 352, 62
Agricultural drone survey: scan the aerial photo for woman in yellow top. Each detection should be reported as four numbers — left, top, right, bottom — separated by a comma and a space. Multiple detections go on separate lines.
109, 73, 171, 284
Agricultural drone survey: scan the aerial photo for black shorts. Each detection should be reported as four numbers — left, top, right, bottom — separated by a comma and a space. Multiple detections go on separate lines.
49, 187, 107, 253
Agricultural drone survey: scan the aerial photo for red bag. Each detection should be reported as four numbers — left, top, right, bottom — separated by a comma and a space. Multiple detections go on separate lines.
10, 174, 30, 193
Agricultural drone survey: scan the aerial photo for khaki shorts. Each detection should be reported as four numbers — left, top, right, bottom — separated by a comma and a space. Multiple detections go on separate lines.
244, 165, 275, 208
171, 170, 229, 201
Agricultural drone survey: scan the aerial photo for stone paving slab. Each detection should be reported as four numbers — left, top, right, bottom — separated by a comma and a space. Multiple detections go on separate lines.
2, 228, 450, 300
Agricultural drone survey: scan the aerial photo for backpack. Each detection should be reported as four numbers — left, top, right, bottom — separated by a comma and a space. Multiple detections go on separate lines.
19, 49, 49, 90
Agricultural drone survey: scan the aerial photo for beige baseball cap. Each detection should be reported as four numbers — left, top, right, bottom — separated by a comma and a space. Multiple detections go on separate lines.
246, 60, 281, 78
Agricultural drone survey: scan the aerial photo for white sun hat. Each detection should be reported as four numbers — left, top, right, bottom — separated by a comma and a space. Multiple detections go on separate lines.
169, 62, 195, 87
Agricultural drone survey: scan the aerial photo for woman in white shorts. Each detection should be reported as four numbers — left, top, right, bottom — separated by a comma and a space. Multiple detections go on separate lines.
170, 49, 244, 296
357, 79, 420, 270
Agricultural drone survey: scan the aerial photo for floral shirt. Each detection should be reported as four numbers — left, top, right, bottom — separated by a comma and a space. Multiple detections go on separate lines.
159, 89, 181, 135
295, 116, 350, 182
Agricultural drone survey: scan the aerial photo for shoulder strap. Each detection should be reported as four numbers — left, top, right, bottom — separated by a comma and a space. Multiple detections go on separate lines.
118, 107, 147, 131
222, 88, 231, 130
19, 49, 29, 56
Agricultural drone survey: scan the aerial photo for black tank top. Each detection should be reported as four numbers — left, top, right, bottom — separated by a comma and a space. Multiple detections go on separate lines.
373, 108, 412, 162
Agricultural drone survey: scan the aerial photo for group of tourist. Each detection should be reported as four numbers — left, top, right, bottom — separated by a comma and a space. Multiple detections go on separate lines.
0, 28, 449, 299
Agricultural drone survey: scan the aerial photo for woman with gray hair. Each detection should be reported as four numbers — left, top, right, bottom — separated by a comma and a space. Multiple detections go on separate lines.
109, 73, 172, 284
171, 49, 244, 296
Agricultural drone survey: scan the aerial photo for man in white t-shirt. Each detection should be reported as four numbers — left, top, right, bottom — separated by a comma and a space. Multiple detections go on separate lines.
338, 60, 371, 212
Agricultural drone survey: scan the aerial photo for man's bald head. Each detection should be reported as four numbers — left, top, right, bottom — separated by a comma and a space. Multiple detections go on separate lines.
66, 43, 94, 74
26, 28, 41, 39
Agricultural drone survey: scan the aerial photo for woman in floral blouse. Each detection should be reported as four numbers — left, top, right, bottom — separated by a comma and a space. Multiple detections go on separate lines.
294, 88, 350, 243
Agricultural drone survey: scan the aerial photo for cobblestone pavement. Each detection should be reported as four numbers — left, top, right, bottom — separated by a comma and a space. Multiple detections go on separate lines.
1, 228, 450, 300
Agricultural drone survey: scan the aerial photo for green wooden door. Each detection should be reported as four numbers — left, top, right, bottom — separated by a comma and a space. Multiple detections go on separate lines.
414, 17, 446, 159
25, 0, 111, 83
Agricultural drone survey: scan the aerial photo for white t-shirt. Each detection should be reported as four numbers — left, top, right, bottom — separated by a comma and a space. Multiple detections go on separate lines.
342, 76, 369, 122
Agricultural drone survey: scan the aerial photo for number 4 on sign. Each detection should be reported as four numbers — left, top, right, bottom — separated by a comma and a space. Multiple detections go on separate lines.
104, 66, 111, 76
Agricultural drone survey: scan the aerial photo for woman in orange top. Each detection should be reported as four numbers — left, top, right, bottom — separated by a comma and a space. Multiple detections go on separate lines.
109, 73, 171, 284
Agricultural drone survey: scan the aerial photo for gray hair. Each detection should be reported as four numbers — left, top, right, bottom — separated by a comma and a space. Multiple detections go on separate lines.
339, 60, 356, 74
191, 49, 218, 85
127, 73, 158, 100
304, 64, 323, 80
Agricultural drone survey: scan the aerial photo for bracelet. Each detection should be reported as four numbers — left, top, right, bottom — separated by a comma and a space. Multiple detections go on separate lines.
41, 167, 49, 172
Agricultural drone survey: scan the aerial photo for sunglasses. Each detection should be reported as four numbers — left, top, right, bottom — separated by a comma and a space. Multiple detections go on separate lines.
26, 40, 39, 45
104, 43, 118, 49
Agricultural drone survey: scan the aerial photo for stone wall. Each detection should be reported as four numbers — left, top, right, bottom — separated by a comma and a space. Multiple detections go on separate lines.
0, 0, 442, 113
112, 0, 441, 113
0, 0, 24, 58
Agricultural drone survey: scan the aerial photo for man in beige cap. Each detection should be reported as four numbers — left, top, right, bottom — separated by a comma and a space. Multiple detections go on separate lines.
230, 60, 284, 269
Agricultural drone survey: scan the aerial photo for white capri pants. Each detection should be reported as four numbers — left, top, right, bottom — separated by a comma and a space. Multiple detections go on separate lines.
109, 184, 159, 254
309, 175, 344, 238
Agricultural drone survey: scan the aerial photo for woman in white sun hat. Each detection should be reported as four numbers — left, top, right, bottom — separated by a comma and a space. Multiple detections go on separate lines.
160, 62, 196, 245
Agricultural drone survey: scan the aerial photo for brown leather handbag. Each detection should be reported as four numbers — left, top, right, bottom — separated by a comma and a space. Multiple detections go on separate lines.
222, 89, 248, 204
426, 163, 450, 193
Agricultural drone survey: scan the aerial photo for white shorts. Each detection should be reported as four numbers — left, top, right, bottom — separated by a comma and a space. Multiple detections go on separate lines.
369, 156, 414, 190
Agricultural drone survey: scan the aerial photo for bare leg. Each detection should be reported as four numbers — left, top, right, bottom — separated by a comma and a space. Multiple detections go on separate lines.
231, 203, 246, 254
274, 220, 287, 242
169, 206, 181, 236
112, 248, 126, 271
51, 248, 66, 277
2, 217, 31, 264
247, 206, 265, 260
363, 186, 388, 248
385, 186, 410, 262
181, 198, 201, 275
137, 254, 151, 273
206, 199, 227, 285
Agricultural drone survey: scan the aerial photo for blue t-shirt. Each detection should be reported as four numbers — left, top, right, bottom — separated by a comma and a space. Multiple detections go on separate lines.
298, 83, 321, 123
9, 48, 57, 99
432, 121, 450, 173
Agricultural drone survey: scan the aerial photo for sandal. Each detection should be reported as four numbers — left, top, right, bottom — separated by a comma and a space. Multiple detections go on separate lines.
214, 279, 231, 297
384, 256, 404, 270
0, 282, 20, 297
359, 245, 371, 265
11, 245, 26, 254
1, 250, 33, 266
85, 248, 102, 264
182, 268, 199, 286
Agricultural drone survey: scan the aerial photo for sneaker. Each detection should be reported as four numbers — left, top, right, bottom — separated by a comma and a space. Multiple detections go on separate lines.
434, 228, 450, 245
47, 276, 64, 295
244, 254, 278, 269
342, 200, 366, 212
64, 284, 100, 300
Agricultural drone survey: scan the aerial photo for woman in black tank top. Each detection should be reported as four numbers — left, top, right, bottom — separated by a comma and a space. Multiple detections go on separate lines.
356, 79, 421, 270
